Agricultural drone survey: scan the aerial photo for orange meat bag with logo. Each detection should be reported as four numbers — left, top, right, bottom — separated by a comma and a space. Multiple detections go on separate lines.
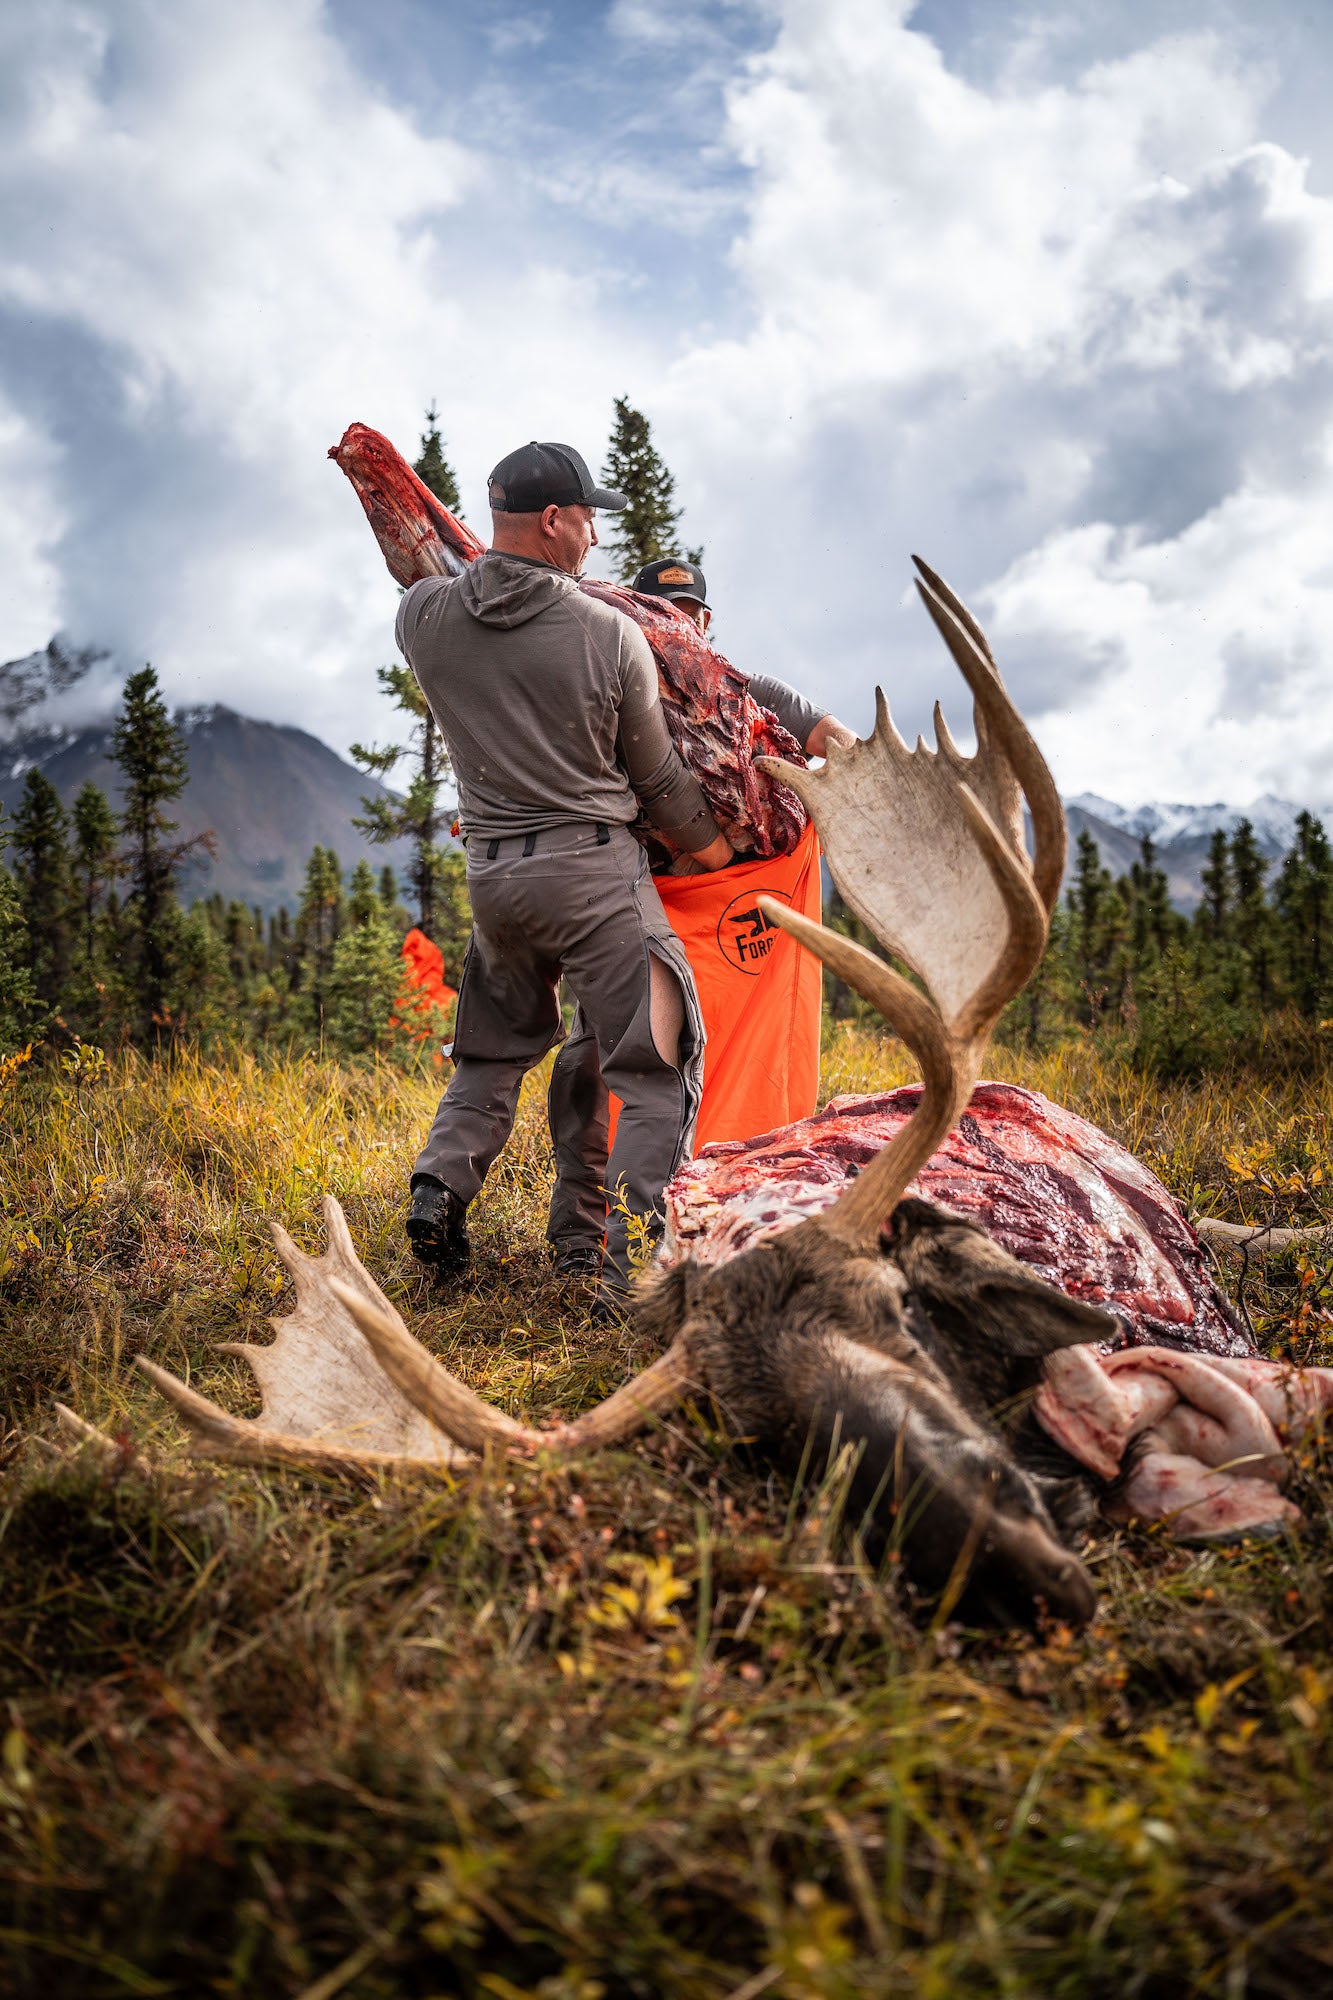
609, 823, 823, 1150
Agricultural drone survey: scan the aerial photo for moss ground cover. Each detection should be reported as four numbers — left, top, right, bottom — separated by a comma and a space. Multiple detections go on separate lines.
2, 1031, 1332, 1997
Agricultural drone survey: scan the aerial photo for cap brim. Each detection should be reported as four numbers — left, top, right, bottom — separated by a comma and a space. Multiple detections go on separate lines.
587, 485, 628, 511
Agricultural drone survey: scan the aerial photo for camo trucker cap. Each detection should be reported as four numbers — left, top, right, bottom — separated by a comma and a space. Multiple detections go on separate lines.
633, 557, 708, 606
487, 441, 627, 513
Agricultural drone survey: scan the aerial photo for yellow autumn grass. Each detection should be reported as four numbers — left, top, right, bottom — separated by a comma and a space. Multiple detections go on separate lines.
2, 1029, 1332, 1996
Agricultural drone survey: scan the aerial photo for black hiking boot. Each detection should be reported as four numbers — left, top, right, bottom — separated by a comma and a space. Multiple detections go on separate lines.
549, 1242, 604, 1283
406, 1175, 471, 1276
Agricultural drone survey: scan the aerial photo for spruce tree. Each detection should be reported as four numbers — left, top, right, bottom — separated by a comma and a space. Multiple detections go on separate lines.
328, 859, 402, 1053
1199, 828, 1230, 941
431, 848, 473, 990
110, 667, 207, 1041
71, 781, 121, 971
601, 397, 700, 582
294, 845, 345, 1033
223, 900, 266, 990
11, 768, 73, 1010
1230, 819, 1273, 1007
1276, 812, 1333, 1017
1127, 833, 1177, 968
414, 402, 463, 514
1067, 829, 1109, 1025
268, 906, 295, 982
346, 858, 380, 927
0, 806, 39, 1054
350, 662, 468, 960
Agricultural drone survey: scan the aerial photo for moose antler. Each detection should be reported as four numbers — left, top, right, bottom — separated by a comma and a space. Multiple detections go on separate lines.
755, 556, 1064, 1252
131, 1194, 694, 1476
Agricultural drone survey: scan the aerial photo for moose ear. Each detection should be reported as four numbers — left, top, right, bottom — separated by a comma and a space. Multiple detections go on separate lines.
887, 1200, 1117, 1357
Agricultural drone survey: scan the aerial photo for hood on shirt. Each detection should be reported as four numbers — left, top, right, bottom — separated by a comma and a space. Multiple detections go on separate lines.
457, 550, 577, 629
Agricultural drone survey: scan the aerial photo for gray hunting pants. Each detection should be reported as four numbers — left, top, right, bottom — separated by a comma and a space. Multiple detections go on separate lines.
414, 822, 704, 1290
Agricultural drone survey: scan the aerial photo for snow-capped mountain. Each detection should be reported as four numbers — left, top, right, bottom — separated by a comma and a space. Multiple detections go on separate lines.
1062, 794, 1308, 910
1066, 793, 1305, 854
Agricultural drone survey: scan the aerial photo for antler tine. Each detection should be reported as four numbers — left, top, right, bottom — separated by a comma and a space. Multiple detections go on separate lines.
320, 1192, 363, 1266
329, 1277, 696, 1453
326, 1279, 541, 1453
910, 552, 996, 663
912, 556, 1066, 917
951, 782, 1048, 1039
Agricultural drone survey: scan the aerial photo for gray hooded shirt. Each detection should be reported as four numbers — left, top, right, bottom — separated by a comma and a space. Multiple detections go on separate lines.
396, 553, 721, 850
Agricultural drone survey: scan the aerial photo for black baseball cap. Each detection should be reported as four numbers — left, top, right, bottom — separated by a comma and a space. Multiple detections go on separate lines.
634, 557, 708, 606
487, 441, 627, 513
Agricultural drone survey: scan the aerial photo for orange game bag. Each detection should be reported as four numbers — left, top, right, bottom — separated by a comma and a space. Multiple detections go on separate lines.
617, 822, 823, 1149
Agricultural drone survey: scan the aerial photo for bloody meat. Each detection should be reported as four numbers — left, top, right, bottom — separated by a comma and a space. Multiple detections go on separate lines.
663, 1080, 1252, 1358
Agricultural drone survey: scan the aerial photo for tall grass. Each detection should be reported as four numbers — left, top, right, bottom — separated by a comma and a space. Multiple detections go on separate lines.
2, 1032, 1332, 1997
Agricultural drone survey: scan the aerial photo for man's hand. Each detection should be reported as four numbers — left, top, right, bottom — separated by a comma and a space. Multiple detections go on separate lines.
690, 831, 735, 872
805, 716, 857, 759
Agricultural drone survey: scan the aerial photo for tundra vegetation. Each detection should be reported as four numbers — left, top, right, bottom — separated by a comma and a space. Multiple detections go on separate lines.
3, 617, 1333, 1987
2, 1032, 1332, 1996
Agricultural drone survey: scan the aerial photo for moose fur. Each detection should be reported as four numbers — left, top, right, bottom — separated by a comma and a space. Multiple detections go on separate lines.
634, 1198, 1111, 1628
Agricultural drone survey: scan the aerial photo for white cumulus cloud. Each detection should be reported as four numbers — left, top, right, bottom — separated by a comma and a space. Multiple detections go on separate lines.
0, 0, 660, 747
653, 1, 1333, 807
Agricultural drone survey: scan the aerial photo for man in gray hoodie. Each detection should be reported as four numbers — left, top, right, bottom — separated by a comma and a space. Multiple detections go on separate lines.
396, 440, 734, 1308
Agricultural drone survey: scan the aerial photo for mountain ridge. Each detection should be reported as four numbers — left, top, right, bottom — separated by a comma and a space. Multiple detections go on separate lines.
1066, 791, 1304, 854
1061, 795, 1302, 911
0, 702, 412, 917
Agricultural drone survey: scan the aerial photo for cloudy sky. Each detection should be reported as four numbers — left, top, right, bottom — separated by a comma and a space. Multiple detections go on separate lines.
5, 0, 1333, 808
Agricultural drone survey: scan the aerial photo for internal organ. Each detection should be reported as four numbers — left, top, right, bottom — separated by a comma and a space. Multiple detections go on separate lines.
664, 1082, 1333, 1538
1038, 1345, 1333, 1539
330, 423, 806, 858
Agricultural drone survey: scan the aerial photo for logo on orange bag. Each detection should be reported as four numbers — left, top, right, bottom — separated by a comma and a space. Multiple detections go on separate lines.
717, 889, 793, 974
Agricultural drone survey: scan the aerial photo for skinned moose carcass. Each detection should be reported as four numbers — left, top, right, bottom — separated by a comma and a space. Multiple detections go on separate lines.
663, 1082, 1333, 1541
116, 438, 1333, 1631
